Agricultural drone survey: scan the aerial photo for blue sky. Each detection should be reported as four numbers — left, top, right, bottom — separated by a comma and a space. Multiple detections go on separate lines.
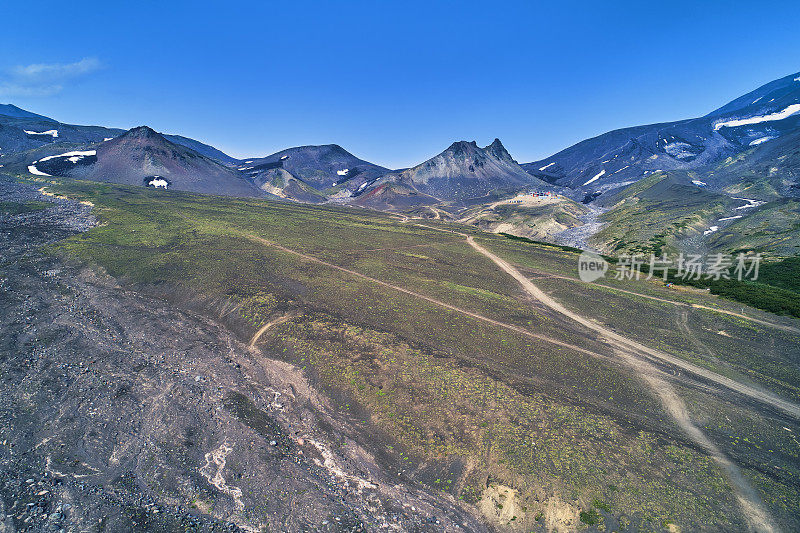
1, 0, 799, 168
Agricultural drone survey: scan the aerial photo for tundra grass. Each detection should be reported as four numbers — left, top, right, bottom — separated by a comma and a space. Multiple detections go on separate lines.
530, 276, 800, 401
27, 176, 794, 530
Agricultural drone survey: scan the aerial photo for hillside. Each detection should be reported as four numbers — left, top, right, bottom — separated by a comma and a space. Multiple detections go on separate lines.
5, 174, 798, 532
27, 126, 262, 197
242, 144, 391, 193
523, 71, 800, 196
0, 105, 238, 164
371, 139, 550, 203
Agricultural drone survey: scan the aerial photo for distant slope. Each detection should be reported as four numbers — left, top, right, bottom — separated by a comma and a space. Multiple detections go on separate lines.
459, 193, 589, 240
162, 134, 240, 165
524, 71, 800, 195
0, 105, 238, 164
590, 172, 738, 255
376, 139, 550, 203
0, 103, 55, 121
241, 144, 390, 194
697, 128, 800, 199
29, 126, 261, 197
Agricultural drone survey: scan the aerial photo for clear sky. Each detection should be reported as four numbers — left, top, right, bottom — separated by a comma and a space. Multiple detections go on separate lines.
1, 0, 798, 168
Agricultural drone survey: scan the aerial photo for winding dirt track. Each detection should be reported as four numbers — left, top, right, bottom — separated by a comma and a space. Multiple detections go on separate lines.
465, 235, 800, 420
243, 227, 797, 532
241, 233, 611, 361
461, 233, 786, 533
249, 314, 295, 348
518, 267, 800, 335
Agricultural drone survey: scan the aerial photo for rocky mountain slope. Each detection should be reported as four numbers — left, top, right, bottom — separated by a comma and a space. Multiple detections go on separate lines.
243, 144, 390, 190
374, 139, 551, 204
0, 106, 238, 164
24, 126, 262, 197
524, 71, 800, 196
2, 71, 799, 257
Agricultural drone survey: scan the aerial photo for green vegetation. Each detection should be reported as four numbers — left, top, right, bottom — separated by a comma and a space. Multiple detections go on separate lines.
17, 175, 799, 530
594, 173, 736, 256
707, 199, 800, 257
759, 256, 800, 293
0, 200, 50, 215
499, 232, 583, 254
579, 508, 600, 525
660, 265, 800, 318
459, 198, 588, 241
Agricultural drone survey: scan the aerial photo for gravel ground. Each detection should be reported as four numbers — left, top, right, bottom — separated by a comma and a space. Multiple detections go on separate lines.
0, 176, 488, 533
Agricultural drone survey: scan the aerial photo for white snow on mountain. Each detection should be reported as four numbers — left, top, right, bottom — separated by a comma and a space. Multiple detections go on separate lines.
749, 136, 775, 146
714, 104, 800, 130
703, 226, 719, 236
582, 169, 605, 186
24, 129, 58, 138
538, 162, 555, 171
27, 164, 50, 176
718, 215, 743, 222
337, 169, 349, 176
38, 150, 96, 163
664, 142, 696, 159
610, 165, 630, 175
733, 198, 766, 210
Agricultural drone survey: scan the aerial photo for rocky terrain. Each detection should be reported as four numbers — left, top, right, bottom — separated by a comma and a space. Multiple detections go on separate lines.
0, 176, 486, 532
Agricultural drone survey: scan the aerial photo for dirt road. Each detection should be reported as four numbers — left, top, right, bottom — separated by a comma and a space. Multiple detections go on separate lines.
466, 235, 800, 421
243, 225, 796, 532
464, 234, 783, 533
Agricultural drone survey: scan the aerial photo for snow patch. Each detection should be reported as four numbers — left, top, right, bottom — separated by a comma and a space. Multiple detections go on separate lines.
38, 150, 96, 163
148, 177, 168, 189
714, 104, 800, 130
337, 169, 349, 176
664, 142, 696, 159
610, 165, 630, 175
582, 169, 605, 186
733, 197, 765, 210
749, 136, 775, 146
103, 137, 113, 141
718, 215, 743, 222
280, 155, 288, 160
24, 129, 58, 138
27, 164, 50, 176
703, 226, 719, 236
691, 180, 707, 186
538, 162, 556, 171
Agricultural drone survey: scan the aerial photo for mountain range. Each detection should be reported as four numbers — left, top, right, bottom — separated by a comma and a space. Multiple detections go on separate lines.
2, 70, 799, 256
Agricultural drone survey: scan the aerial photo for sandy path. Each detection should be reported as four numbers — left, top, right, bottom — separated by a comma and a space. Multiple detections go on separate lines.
242, 226, 792, 531
464, 234, 783, 533
520, 267, 800, 335
466, 234, 800, 421
241, 233, 610, 361
249, 314, 295, 348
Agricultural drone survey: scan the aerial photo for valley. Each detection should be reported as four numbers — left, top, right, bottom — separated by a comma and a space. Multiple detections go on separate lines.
1, 61, 800, 533
1, 171, 797, 531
